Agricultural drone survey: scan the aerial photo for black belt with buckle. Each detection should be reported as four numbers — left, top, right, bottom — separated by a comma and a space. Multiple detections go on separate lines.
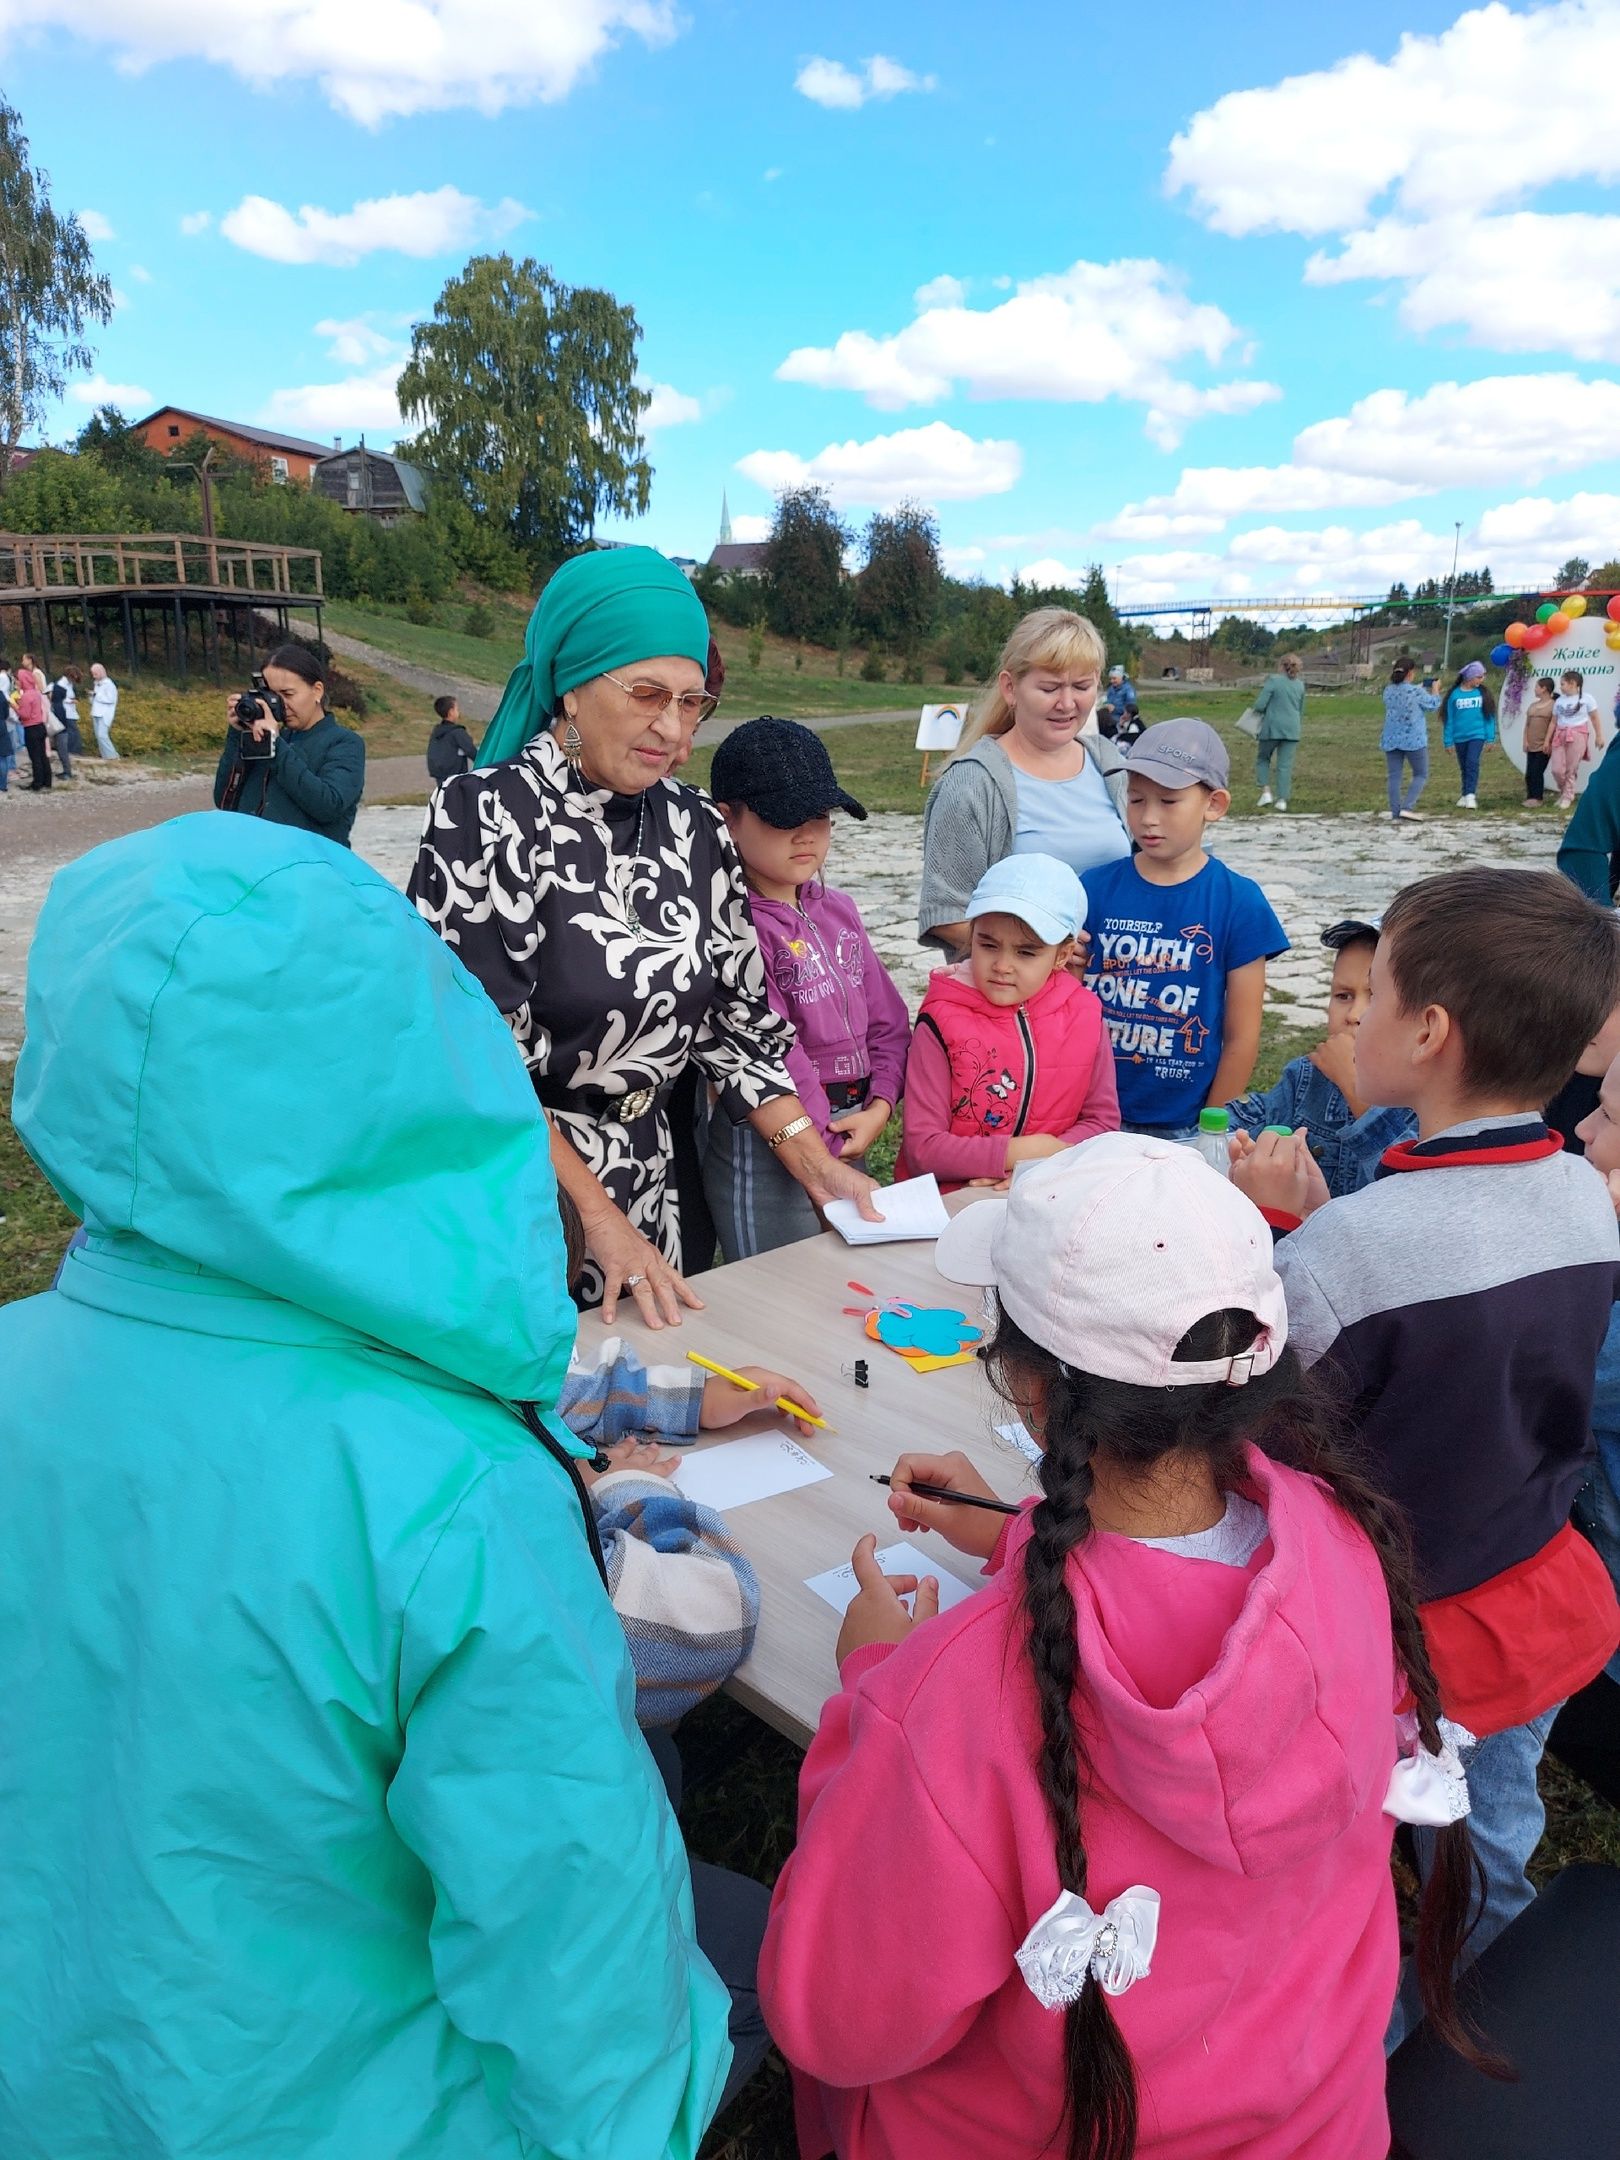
534, 1076, 670, 1124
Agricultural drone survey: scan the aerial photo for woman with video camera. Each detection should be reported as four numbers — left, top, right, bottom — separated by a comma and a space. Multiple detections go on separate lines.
215, 642, 365, 847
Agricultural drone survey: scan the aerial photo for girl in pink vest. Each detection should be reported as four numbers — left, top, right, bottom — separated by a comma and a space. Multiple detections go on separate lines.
760, 1136, 1485, 2160
898, 852, 1118, 1191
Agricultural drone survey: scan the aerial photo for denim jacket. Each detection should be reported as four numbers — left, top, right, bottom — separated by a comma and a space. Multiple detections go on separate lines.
1227, 1053, 1416, 1198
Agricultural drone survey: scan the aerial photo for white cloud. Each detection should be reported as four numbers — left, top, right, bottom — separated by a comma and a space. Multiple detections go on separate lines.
942, 543, 987, 571
77, 209, 114, 241
729, 513, 771, 543
260, 363, 404, 437
736, 421, 1021, 510
1473, 490, 1620, 569
763, 166, 782, 182
1108, 374, 1620, 534
179, 210, 211, 235
314, 314, 405, 366
913, 273, 965, 310
221, 186, 530, 266
793, 54, 936, 109
129, 263, 153, 284
776, 256, 1278, 446
641, 381, 702, 430
69, 373, 154, 409
1307, 211, 1620, 361
1167, 0, 1620, 239
0, 0, 683, 125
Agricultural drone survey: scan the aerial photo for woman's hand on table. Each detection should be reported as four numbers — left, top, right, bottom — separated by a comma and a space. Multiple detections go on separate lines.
886, 1450, 1008, 1560
586, 1206, 704, 1329
827, 1097, 891, 1160
580, 1437, 680, 1488
792, 1148, 884, 1221
835, 1533, 939, 1663
700, 1366, 822, 1438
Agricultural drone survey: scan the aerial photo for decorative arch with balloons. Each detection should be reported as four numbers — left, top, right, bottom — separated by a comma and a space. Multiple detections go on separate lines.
1489, 592, 1620, 797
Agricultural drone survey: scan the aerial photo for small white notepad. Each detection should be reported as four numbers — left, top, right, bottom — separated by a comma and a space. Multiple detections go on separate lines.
671, 1433, 833, 1512
804, 1540, 979, 1618
824, 1173, 950, 1246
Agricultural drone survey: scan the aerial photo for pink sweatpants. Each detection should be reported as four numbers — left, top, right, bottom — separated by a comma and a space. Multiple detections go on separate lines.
1551, 727, 1590, 798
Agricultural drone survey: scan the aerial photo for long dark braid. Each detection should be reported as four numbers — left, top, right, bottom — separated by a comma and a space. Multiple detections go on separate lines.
990, 1303, 1495, 2160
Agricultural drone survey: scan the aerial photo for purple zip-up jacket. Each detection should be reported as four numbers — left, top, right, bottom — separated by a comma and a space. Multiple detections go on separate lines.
745, 883, 911, 1152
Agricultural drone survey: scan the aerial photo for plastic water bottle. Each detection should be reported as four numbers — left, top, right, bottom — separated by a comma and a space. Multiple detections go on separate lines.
1194, 1106, 1231, 1176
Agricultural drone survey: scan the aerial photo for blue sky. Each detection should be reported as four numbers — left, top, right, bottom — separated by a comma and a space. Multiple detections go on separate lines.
8, 0, 1620, 607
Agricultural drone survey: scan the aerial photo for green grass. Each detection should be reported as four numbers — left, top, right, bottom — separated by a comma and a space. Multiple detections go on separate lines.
318, 591, 977, 720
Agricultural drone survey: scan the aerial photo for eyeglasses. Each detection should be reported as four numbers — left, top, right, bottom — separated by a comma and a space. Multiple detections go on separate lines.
601, 672, 718, 727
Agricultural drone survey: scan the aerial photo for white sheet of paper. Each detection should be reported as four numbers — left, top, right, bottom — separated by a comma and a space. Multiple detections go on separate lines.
824, 1172, 950, 1246
671, 1433, 833, 1512
804, 1540, 979, 1617
996, 1421, 1043, 1465
915, 702, 967, 752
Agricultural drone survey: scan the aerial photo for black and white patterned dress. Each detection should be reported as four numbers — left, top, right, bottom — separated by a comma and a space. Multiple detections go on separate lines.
409, 729, 797, 1296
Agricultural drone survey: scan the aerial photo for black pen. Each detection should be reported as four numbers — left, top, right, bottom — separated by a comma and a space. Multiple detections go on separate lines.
870, 1474, 1019, 1516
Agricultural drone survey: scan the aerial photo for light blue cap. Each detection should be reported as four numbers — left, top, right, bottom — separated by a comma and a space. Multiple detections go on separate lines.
965, 852, 1086, 945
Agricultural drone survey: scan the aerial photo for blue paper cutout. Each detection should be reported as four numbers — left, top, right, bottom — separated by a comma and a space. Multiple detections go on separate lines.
876, 1304, 983, 1357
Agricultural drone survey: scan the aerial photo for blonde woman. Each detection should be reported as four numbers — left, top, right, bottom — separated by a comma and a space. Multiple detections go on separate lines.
918, 608, 1130, 957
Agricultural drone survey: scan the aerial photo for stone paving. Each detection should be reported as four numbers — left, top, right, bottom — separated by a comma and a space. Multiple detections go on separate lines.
0, 796, 1567, 1058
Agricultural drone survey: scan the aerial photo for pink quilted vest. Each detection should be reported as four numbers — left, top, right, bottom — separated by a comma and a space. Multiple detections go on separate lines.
897, 962, 1107, 1178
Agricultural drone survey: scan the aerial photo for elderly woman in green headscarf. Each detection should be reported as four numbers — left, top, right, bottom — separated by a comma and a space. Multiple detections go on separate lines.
410, 547, 879, 1327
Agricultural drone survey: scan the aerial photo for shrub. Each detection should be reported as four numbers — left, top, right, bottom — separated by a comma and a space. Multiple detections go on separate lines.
746, 622, 765, 672
463, 602, 497, 639
859, 648, 886, 683
405, 588, 434, 625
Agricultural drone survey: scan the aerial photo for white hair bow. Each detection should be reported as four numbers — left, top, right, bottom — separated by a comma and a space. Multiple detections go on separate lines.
1383, 1714, 1475, 1828
1015, 1885, 1160, 2012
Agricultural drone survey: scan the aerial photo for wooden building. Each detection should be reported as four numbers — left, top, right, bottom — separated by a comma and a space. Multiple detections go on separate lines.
132, 407, 329, 484
312, 444, 428, 526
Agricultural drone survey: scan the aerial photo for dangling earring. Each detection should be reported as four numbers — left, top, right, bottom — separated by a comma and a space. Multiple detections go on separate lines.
560, 711, 583, 765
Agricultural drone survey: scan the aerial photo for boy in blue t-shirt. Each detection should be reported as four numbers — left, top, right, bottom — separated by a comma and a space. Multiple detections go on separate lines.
1082, 718, 1289, 1137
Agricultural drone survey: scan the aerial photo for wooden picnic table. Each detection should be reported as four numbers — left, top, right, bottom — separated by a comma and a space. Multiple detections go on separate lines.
572, 1198, 1036, 1748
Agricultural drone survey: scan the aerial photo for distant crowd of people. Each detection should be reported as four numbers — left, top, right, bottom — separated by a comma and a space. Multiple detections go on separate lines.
0, 654, 120, 791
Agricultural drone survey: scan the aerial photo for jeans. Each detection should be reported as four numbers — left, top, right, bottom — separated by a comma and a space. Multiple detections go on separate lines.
1386, 1701, 1563, 2050
0, 751, 12, 791
1525, 749, 1550, 802
704, 1112, 824, 1262
94, 718, 119, 759
644, 1728, 773, 2113
1386, 746, 1428, 816
1454, 738, 1484, 796
1255, 735, 1297, 800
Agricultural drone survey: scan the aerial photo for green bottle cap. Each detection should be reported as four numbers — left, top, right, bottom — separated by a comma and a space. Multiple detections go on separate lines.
1197, 1107, 1230, 1134
1261, 1124, 1294, 1136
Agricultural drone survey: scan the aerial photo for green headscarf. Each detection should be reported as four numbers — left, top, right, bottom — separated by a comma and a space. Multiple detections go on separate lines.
478, 546, 711, 765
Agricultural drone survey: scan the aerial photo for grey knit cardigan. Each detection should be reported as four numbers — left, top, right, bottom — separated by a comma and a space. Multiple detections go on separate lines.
916, 731, 1131, 947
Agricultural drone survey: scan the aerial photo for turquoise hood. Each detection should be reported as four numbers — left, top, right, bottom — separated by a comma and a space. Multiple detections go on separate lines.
14, 810, 571, 1406
0, 814, 730, 2159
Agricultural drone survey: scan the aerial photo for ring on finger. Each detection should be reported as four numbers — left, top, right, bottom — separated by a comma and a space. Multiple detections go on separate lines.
624, 1271, 646, 1289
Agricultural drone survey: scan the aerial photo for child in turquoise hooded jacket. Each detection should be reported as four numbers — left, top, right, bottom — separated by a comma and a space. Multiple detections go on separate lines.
0, 814, 733, 2159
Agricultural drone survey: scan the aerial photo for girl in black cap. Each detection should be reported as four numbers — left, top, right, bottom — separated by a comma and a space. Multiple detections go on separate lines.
704, 718, 911, 1259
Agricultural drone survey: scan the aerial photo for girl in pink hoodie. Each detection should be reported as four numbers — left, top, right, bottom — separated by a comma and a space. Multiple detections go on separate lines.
760, 1135, 1482, 2160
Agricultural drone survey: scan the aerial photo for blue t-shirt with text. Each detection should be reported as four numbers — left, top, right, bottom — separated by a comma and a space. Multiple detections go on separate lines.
1081, 854, 1289, 1129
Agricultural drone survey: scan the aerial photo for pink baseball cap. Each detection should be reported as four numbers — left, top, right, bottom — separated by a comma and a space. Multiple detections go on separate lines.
934, 1132, 1288, 1388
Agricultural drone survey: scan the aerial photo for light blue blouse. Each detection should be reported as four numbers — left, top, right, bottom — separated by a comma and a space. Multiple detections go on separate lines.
1010, 756, 1131, 877
1381, 681, 1438, 753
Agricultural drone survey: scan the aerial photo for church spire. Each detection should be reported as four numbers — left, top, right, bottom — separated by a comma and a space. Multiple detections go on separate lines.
718, 489, 733, 546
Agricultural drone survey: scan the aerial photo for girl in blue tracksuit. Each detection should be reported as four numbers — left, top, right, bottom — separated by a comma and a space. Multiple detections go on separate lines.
1441, 659, 1497, 809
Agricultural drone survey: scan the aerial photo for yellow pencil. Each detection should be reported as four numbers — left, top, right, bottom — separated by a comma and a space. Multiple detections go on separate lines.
685, 1350, 831, 1431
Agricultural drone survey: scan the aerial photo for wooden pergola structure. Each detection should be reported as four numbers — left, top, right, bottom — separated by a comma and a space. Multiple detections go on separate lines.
0, 532, 325, 681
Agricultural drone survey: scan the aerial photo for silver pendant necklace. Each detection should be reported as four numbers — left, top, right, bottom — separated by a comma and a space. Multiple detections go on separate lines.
621, 794, 649, 940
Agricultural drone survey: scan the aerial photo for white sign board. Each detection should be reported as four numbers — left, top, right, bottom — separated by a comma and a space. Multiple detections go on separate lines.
915, 702, 968, 753
1498, 614, 1619, 798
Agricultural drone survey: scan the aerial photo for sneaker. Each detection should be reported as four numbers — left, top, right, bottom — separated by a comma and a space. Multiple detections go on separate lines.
1463, 794, 1478, 809
1398, 809, 1427, 821
1274, 799, 1288, 812
1257, 788, 1273, 807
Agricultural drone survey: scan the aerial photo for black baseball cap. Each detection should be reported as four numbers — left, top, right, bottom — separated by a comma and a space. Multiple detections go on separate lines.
708, 715, 868, 826
1321, 915, 1383, 949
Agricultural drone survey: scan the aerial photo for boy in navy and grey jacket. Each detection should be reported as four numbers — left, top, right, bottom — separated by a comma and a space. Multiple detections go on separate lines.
1234, 867, 1620, 2040
1227, 914, 1415, 1197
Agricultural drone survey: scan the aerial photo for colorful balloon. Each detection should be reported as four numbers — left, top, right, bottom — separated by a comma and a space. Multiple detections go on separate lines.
1489, 642, 1513, 667
1608, 595, 1620, 622
1536, 601, 1559, 623
1564, 593, 1588, 619
1608, 627, 1620, 649
1547, 611, 1571, 634
1523, 624, 1551, 649
1505, 621, 1529, 647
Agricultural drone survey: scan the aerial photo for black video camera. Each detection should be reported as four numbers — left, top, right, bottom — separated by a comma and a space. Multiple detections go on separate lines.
233, 673, 286, 731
